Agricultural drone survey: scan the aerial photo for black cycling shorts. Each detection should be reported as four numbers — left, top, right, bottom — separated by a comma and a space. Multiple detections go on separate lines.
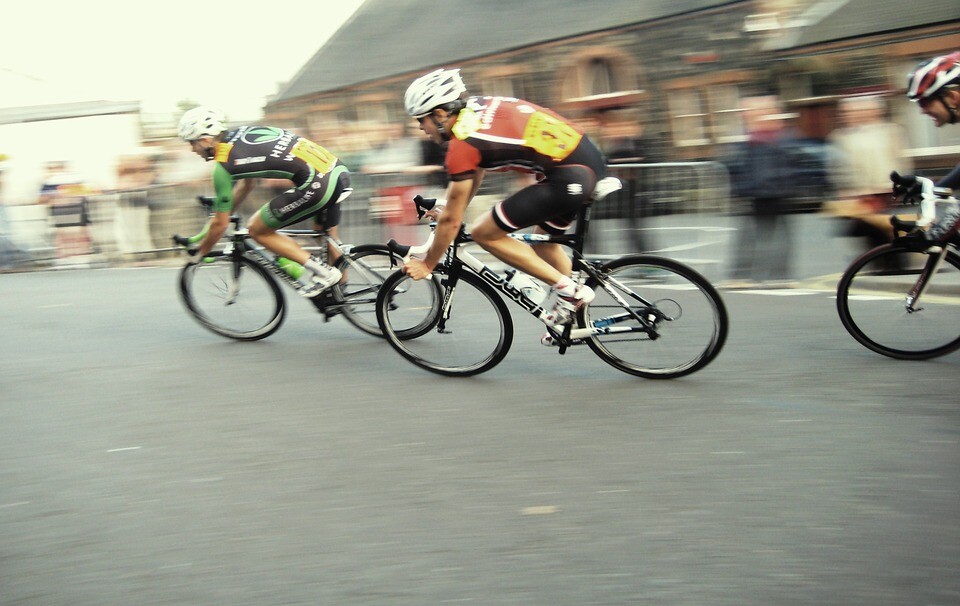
491, 139, 606, 235
259, 164, 351, 229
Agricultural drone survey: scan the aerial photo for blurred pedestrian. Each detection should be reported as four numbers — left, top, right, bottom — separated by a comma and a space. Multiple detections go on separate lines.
720, 96, 808, 288
38, 160, 95, 262
824, 95, 912, 251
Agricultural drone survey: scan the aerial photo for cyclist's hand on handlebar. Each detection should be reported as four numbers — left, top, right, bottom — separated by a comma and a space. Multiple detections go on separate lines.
890, 171, 922, 200
402, 257, 434, 281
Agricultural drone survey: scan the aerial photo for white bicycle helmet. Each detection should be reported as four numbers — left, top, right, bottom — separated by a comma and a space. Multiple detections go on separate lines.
178, 106, 227, 141
404, 68, 467, 118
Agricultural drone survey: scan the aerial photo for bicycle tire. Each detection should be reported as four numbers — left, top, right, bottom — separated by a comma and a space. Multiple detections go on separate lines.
836, 243, 960, 360
579, 255, 728, 378
334, 245, 402, 337
377, 268, 513, 376
179, 255, 285, 341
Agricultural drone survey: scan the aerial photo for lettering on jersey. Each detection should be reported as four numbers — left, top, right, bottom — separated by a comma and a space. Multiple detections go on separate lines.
291, 138, 336, 174
234, 156, 266, 165
269, 131, 296, 158
480, 97, 502, 130
451, 107, 483, 140
215, 143, 233, 163
522, 111, 582, 161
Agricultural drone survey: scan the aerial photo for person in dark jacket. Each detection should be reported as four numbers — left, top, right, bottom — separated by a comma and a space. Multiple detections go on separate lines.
721, 95, 807, 288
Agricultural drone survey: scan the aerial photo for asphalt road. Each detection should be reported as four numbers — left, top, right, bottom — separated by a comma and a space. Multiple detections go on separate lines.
1, 267, 958, 605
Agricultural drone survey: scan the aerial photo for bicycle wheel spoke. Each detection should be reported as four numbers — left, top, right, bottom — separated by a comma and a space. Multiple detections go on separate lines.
837, 246, 960, 359
582, 257, 727, 378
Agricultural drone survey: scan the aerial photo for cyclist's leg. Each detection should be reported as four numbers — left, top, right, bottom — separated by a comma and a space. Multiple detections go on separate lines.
250, 166, 349, 255
470, 210, 565, 286
314, 185, 350, 265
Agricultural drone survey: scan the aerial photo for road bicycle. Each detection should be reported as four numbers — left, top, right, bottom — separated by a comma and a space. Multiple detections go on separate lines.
375, 178, 729, 377
837, 173, 960, 360
172, 196, 440, 341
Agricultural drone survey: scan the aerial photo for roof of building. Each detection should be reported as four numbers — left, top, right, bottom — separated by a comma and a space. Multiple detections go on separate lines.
0, 100, 141, 126
272, 0, 739, 104
767, 0, 958, 51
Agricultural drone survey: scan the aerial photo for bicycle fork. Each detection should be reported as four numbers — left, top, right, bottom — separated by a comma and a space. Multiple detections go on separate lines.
906, 246, 948, 312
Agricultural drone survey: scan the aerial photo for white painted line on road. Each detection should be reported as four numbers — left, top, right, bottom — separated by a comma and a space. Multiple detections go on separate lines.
597, 489, 631, 494
39, 303, 73, 308
521, 505, 559, 515
710, 451, 746, 455
106, 446, 142, 452
1, 501, 31, 508
731, 289, 821, 296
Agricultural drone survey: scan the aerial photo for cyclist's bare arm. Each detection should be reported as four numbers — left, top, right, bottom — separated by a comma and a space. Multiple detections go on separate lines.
405, 178, 473, 278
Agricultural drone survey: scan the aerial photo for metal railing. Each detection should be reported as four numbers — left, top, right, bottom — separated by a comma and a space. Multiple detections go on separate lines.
0, 162, 730, 271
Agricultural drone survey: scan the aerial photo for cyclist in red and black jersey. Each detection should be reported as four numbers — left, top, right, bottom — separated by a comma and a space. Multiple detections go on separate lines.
402, 69, 606, 325
177, 106, 351, 297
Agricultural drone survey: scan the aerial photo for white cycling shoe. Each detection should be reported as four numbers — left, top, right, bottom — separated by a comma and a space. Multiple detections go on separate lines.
299, 266, 342, 298
541, 284, 595, 327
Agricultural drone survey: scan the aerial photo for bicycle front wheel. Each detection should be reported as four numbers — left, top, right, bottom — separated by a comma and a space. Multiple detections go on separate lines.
837, 244, 960, 360
580, 255, 728, 378
377, 269, 513, 377
179, 256, 285, 341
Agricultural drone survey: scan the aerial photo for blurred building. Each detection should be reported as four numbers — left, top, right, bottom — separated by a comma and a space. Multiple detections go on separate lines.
263, 0, 959, 175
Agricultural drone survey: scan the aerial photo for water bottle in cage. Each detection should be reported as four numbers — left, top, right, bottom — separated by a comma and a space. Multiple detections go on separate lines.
504, 268, 545, 302
275, 257, 306, 280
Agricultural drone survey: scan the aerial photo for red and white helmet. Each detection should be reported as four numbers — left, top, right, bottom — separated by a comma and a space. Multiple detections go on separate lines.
906, 51, 960, 101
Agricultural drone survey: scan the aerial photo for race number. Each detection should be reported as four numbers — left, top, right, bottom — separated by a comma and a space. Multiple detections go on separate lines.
291, 139, 337, 175
522, 112, 582, 161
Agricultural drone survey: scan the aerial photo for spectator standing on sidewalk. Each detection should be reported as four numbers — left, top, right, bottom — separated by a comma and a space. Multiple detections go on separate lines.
824, 95, 912, 251
720, 96, 808, 288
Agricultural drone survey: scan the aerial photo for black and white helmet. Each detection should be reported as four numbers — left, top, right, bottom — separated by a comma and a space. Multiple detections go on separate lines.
404, 68, 467, 118
178, 106, 227, 141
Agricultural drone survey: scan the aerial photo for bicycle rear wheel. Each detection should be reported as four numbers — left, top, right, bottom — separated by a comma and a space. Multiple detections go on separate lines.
334, 245, 403, 337
377, 269, 513, 376
580, 255, 727, 378
836, 244, 960, 359
179, 255, 285, 341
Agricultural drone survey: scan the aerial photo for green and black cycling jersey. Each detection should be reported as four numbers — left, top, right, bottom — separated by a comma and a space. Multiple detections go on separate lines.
211, 126, 350, 229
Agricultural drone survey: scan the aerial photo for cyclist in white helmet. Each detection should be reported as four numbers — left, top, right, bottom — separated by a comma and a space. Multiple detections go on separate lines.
177, 106, 350, 297
401, 68, 606, 327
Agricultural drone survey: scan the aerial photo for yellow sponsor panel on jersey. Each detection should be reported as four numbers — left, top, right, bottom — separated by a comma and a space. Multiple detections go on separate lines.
215, 143, 233, 163
522, 111, 582, 161
451, 108, 482, 140
291, 139, 337, 175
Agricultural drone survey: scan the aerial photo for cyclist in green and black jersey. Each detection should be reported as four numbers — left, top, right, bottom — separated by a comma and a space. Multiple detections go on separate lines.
178, 106, 351, 297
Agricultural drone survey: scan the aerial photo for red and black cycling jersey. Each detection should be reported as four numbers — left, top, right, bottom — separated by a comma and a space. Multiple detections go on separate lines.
444, 96, 585, 182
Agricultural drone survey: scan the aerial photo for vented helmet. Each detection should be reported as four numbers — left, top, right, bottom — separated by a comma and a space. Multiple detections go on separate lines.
906, 51, 960, 101
178, 106, 227, 141
404, 69, 466, 118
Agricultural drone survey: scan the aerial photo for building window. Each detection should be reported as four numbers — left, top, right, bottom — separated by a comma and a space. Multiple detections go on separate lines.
477, 66, 527, 100
664, 72, 750, 149
560, 48, 637, 101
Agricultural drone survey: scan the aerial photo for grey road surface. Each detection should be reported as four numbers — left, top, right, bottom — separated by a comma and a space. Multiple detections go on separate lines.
1, 267, 958, 605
